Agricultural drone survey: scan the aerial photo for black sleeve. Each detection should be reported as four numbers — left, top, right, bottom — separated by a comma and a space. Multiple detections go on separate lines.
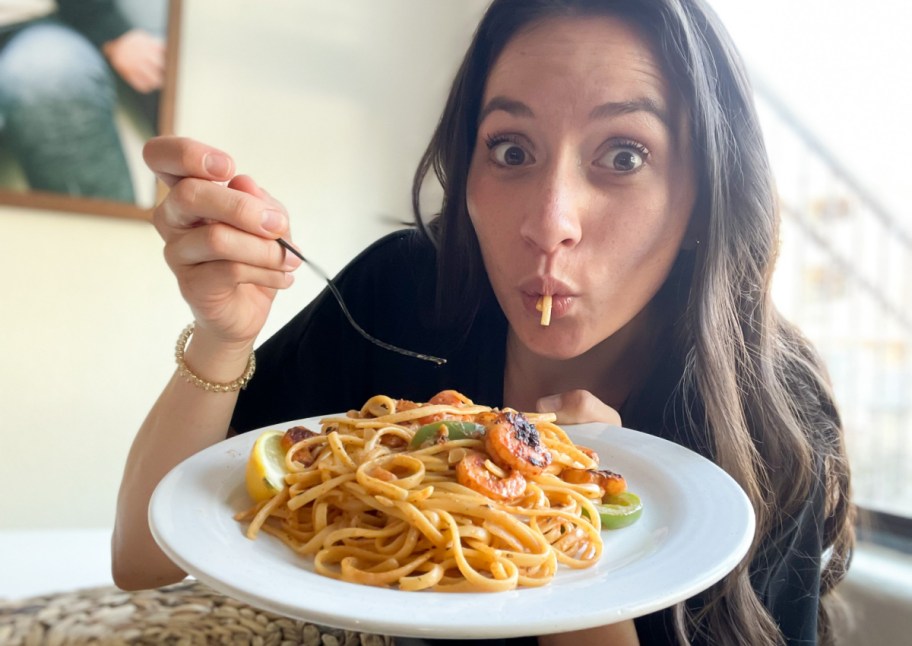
230, 230, 457, 434
57, 0, 132, 48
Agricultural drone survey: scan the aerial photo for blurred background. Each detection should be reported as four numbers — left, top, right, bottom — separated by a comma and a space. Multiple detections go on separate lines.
1, 0, 910, 641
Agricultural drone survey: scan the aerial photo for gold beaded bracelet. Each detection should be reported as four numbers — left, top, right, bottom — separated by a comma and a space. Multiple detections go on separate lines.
174, 322, 256, 393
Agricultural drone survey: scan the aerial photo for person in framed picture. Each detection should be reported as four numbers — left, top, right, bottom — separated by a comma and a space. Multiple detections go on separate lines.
0, 0, 167, 202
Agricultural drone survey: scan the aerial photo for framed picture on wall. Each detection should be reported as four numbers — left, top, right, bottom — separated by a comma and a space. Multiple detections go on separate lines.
0, 0, 182, 220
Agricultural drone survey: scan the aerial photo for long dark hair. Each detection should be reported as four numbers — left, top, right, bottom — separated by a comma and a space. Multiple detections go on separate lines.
412, 0, 853, 644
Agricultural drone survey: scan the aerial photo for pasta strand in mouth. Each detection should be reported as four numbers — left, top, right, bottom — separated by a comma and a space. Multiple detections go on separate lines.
536, 295, 553, 327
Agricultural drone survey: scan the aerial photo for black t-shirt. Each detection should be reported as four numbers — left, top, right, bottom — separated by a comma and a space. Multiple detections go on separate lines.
231, 229, 508, 432
231, 229, 825, 645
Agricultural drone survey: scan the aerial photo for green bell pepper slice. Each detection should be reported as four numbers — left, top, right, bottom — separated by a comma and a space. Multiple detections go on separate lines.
596, 491, 643, 529
409, 420, 485, 449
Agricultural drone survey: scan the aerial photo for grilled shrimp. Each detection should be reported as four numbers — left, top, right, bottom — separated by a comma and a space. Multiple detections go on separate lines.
562, 468, 627, 497
396, 399, 420, 411
483, 411, 552, 477
456, 451, 527, 501
577, 445, 599, 465
429, 390, 474, 406
416, 389, 475, 425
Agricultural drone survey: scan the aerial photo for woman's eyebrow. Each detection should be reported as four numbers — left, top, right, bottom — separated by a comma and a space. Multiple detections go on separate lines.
478, 95, 671, 129
589, 98, 671, 129
478, 96, 535, 122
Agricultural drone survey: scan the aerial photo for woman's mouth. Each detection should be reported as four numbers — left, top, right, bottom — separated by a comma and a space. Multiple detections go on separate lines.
519, 277, 577, 325
521, 291, 574, 324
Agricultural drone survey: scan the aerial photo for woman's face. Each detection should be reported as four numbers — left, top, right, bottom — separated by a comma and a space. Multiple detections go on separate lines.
467, 15, 697, 360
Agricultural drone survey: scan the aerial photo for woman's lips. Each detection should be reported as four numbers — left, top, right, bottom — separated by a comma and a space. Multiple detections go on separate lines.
518, 277, 577, 323
521, 291, 573, 321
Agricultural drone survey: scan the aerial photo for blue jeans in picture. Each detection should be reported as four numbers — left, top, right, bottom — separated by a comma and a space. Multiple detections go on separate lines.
0, 18, 135, 202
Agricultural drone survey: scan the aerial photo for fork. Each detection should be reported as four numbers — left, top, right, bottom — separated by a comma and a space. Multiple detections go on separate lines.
277, 238, 446, 365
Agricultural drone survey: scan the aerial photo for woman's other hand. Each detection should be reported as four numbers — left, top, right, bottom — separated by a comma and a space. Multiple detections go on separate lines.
144, 136, 302, 355
535, 389, 622, 427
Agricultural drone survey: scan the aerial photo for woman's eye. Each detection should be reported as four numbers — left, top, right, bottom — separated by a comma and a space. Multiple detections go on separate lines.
597, 143, 649, 173
489, 141, 533, 167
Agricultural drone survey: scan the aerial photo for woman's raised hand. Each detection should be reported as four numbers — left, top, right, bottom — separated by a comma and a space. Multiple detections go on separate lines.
144, 136, 301, 351
114, 138, 301, 590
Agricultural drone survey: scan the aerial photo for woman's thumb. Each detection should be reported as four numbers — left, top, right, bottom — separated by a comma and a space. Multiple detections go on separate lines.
535, 389, 622, 426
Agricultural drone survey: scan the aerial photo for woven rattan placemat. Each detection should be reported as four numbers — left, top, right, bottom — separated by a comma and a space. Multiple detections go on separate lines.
0, 579, 395, 645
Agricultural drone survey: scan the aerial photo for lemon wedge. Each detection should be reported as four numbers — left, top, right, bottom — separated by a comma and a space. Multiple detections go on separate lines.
245, 430, 289, 502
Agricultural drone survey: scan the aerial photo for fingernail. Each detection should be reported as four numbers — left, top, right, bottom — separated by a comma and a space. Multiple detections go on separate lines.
282, 249, 302, 271
262, 209, 286, 234
537, 394, 562, 413
204, 153, 232, 177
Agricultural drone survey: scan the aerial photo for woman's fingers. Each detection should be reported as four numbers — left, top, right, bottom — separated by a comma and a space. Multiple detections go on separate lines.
155, 171, 301, 277
229, 175, 290, 219
145, 136, 289, 240
154, 177, 289, 239
143, 135, 235, 187
227, 174, 263, 197
178, 260, 294, 303
536, 389, 622, 426
164, 220, 300, 273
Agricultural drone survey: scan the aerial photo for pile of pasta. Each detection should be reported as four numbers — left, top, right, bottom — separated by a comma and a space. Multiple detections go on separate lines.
235, 390, 618, 592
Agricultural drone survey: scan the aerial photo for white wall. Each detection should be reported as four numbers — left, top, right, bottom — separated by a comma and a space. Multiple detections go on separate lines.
0, 0, 488, 532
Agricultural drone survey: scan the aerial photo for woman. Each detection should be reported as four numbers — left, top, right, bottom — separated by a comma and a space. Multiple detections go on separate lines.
112, 0, 854, 644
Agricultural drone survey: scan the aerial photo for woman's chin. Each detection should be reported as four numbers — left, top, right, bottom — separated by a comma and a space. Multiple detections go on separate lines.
511, 321, 593, 361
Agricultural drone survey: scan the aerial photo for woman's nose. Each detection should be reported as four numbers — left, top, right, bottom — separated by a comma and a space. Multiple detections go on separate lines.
519, 158, 584, 255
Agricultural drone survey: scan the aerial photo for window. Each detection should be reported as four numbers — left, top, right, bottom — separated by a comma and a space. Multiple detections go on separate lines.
710, 0, 912, 545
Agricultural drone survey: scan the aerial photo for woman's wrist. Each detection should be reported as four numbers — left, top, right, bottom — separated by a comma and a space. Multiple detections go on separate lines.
176, 323, 257, 390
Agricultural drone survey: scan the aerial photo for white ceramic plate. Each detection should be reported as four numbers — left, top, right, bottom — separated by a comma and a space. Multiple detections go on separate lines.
149, 418, 754, 639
